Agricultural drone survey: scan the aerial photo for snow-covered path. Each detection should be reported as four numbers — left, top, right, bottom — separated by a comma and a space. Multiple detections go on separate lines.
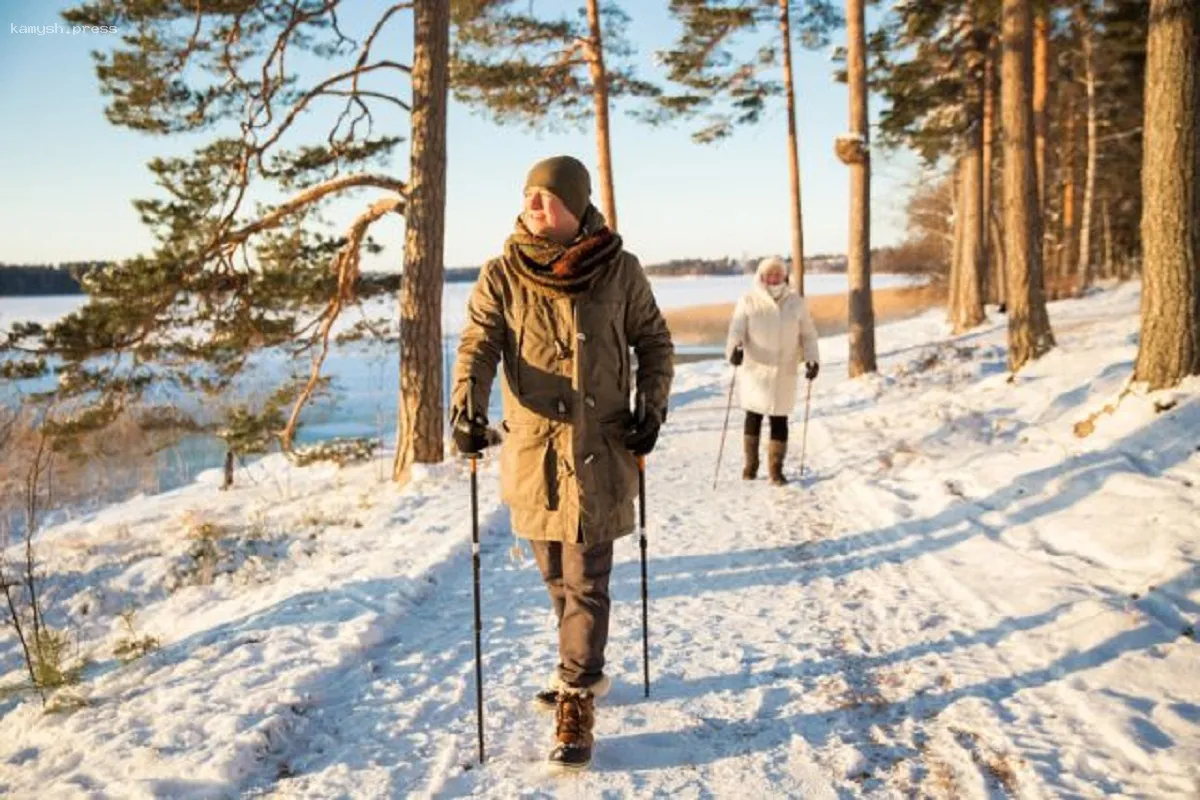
2, 283, 1197, 798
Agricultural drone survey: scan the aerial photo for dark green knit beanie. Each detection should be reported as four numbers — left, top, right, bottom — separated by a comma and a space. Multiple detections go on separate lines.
524, 156, 592, 220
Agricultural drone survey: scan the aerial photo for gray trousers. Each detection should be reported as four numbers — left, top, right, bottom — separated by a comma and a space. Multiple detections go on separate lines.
529, 540, 614, 689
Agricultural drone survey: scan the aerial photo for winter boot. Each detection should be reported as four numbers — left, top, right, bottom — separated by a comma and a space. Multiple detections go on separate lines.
548, 687, 595, 771
742, 435, 760, 480
768, 440, 788, 486
535, 673, 610, 712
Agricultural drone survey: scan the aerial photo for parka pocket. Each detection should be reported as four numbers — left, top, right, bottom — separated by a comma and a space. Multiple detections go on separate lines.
598, 417, 639, 506
500, 419, 558, 511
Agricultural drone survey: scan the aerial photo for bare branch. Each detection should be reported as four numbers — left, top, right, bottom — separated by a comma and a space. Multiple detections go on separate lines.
281, 195, 403, 449
223, 172, 406, 251
356, 3, 413, 92
321, 89, 411, 113
257, 60, 412, 154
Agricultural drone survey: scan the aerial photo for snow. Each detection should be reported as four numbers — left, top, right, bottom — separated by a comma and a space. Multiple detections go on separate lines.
2, 281, 1198, 797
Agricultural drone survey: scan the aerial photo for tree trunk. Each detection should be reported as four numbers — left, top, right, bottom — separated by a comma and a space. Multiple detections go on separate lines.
1002, 0, 1056, 371
1058, 87, 1078, 297
991, 204, 1008, 309
952, 129, 987, 334
846, 0, 875, 376
222, 449, 234, 490
1134, 0, 1198, 389
1078, 7, 1098, 292
586, 0, 619, 233
948, 162, 964, 324
779, 0, 806, 294
1102, 194, 1113, 279
983, 37, 998, 304
1034, 8, 1050, 208
1034, 7, 1054, 293
394, 0, 450, 483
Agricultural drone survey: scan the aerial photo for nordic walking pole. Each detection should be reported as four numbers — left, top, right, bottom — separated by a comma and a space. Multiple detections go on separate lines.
635, 395, 650, 698
797, 377, 814, 479
712, 365, 738, 490
466, 377, 485, 764
638, 456, 649, 697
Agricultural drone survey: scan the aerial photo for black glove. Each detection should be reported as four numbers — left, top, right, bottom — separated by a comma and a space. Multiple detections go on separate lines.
625, 407, 662, 457
730, 346, 744, 367
452, 409, 490, 456
805, 362, 819, 381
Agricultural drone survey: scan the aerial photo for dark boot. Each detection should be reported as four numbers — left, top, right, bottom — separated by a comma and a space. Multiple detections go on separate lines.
742, 435, 760, 480
768, 440, 788, 486
548, 687, 595, 771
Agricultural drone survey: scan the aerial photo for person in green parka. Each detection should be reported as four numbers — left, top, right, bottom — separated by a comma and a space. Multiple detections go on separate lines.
451, 155, 674, 771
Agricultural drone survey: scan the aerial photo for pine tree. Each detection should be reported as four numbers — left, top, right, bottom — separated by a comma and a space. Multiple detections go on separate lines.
1092, 0, 1148, 280
844, 0, 876, 374
873, 0, 990, 332
396, 0, 451, 482
2, 0, 451, 481
450, 1, 659, 232
1001, 0, 1057, 370
1076, 0, 1099, 291
655, 0, 843, 293
1133, 0, 1198, 389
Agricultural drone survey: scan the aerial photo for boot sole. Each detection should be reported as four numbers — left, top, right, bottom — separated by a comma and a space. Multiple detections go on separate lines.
548, 758, 592, 772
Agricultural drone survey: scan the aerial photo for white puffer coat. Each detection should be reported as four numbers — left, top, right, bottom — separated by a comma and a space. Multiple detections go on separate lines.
724, 258, 821, 416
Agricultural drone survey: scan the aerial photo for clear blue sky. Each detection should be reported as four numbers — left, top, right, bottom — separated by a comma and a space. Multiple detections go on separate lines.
0, 0, 917, 272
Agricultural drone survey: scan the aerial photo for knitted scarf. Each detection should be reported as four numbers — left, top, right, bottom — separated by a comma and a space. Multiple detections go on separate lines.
504, 206, 623, 298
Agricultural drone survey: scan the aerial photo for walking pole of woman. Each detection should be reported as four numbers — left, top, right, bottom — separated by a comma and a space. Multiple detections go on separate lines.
712, 365, 738, 490
797, 376, 814, 479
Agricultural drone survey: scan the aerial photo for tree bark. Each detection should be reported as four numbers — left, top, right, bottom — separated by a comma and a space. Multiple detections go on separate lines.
983, 37, 998, 304
1134, 0, 1198, 389
1034, 7, 1050, 208
952, 128, 987, 334
948, 162, 964, 323
1102, 193, 1113, 279
1034, 7, 1053, 291
586, 0, 619, 233
846, 0, 875, 375
780, 0, 807, 294
1059, 86, 1079, 297
990, 204, 1008, 309
1078, 6, 1098, 292
1002, 0, 1056, 370
394, 0, 450, 483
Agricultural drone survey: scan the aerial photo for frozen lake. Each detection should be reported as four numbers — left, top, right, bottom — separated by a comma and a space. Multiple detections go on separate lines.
0, 271, 919, 337
1, 272, 922, 499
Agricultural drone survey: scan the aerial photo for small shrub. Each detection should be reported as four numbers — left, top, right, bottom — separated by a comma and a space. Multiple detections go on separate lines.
292, 437, 378, 467
32, 628, 83, 689
113, 609, 161, 663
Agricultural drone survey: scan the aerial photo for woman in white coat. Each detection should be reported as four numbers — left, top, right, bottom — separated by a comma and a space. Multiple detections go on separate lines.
725, 256, 821, 485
